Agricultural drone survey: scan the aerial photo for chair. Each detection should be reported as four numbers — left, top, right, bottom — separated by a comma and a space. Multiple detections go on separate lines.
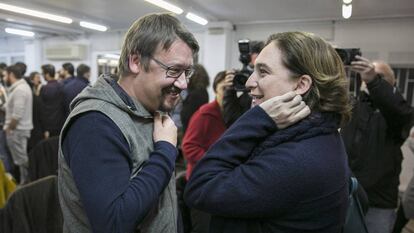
0, 175, 62, 233
28, 136, 59, 182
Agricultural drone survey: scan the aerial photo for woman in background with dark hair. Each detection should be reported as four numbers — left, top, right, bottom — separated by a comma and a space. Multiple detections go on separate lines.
182, 71, 227, 233
29, 72, 42, 96
180, 63, 210, 134
27, 71, 44, 153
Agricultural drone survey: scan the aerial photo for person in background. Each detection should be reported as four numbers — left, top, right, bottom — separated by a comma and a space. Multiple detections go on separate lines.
0, 63, 6, 78
3, 65, 33, 184
181, 71, 228, 233
221, 41, 264, 128
180, 64, 210, 134
14, 62, 33, 90
392, 126, 414, 233
403, 128, 414, 222
185, 31, 351, 233
40, 64, 65, 138
58, 13, 199, 233
0, 63, 12, 173
341, 58, 413, 233
27, 71, 45, 153
182, 71, 228, 181
248, 40, 265, 71
29, 71, 42, 96
59, 62, 75, 85
62, 64, 90, 117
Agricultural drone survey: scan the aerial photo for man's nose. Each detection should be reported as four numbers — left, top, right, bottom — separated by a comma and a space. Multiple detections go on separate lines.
174, 73, 188, 90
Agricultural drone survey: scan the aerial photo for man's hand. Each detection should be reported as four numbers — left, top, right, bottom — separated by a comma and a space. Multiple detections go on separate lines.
153, 112, 177, 147
44, 131, 50, 139
223, 70, 235, 90
259, 91, 311, 129
7, 118, 18, 133
351, 55, 377, 83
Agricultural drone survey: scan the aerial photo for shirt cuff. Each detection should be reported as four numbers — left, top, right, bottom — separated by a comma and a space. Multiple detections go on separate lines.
154, 141, 178, 160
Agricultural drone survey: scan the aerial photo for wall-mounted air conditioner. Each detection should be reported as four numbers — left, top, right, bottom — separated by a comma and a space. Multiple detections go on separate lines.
45, 44, 87, 60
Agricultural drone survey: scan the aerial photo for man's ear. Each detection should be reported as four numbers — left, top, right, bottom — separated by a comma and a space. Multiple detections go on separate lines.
128, 54, 141, 74
294, 75, 312, 95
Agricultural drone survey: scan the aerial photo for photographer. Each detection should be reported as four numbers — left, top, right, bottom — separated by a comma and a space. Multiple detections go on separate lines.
222, 40, 264, 127
341, 56, 413, 233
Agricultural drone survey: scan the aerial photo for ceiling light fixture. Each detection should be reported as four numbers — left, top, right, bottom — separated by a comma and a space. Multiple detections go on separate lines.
104, 54, 120, 59
185, 12, 208, 25
5, 27, 35, 37
343, 0, 352, 4
144, 0, 183, 14
0, 3, 72, 24
79, 21, 108, 32
342, 4, 352, 19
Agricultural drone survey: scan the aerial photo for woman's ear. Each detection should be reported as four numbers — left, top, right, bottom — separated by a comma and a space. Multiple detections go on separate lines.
128, 54, 141, 74
295, 75, 312, 95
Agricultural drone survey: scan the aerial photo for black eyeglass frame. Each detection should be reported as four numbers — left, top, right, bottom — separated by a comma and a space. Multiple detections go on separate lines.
151, 57, 194, 83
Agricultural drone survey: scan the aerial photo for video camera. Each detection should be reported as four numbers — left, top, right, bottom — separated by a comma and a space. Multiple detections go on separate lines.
233, 39, 252, 91
335, 48, 361, 66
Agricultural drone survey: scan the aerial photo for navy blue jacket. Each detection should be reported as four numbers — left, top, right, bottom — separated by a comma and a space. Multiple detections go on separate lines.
39, 80, 65, 135
184, 106, 350, 233
62, 76, 89, 117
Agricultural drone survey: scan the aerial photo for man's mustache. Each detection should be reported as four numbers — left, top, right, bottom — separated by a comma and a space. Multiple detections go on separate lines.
162, 85, 182, 95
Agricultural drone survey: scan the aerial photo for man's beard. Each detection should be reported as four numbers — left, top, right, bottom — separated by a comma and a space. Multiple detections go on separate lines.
158, 85, 182, 112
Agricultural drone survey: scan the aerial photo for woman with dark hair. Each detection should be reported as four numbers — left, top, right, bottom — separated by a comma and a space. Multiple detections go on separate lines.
183, 71, 227, 181
182, 71, 227, 233
180, 63, 210, 133
185, 31, 351, 233
29, 72, 42, 96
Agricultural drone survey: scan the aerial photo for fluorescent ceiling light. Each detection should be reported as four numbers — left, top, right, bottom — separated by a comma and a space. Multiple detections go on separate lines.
80, 21, 108, 32
104, 54, 120, 59
109, 60, 119, 66
5, 27, 35, 37
342, 4, 352, 19
97, 58, 108, 64
144, 0, 183, 14
343, 0, 352, 4
0, 3, 72, 24
186, 12, 208, 25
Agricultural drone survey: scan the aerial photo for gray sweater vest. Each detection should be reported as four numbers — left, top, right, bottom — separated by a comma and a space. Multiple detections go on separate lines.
58, 76, 177, 233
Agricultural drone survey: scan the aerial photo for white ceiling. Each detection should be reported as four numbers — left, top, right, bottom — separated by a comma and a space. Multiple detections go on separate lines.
0, 0, 414, 37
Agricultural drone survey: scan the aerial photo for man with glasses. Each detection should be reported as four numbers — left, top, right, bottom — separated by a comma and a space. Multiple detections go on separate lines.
58, 13, 199, 233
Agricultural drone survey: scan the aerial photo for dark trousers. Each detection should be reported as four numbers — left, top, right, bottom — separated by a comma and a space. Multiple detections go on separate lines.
190, 208, 211, 233
392, 203, 408, 233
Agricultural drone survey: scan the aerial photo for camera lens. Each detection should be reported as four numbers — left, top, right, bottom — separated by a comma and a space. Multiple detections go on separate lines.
233, 72, 250, 91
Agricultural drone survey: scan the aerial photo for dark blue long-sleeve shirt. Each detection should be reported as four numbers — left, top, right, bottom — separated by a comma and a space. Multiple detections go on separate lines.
62, 76, 89, 117
62, 111, 177, 233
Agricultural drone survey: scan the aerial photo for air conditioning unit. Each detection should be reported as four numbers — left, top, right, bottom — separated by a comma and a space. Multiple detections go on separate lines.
45, 44, 87, 60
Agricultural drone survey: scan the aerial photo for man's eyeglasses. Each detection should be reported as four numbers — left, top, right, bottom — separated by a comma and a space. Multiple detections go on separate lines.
151, 57, 194, 83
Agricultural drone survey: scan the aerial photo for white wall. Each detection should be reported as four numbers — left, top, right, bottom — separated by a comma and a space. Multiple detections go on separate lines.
0, 37, 25, 65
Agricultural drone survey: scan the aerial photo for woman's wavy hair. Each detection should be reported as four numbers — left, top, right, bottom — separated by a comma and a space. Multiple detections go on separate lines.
266, 32, 352, 126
